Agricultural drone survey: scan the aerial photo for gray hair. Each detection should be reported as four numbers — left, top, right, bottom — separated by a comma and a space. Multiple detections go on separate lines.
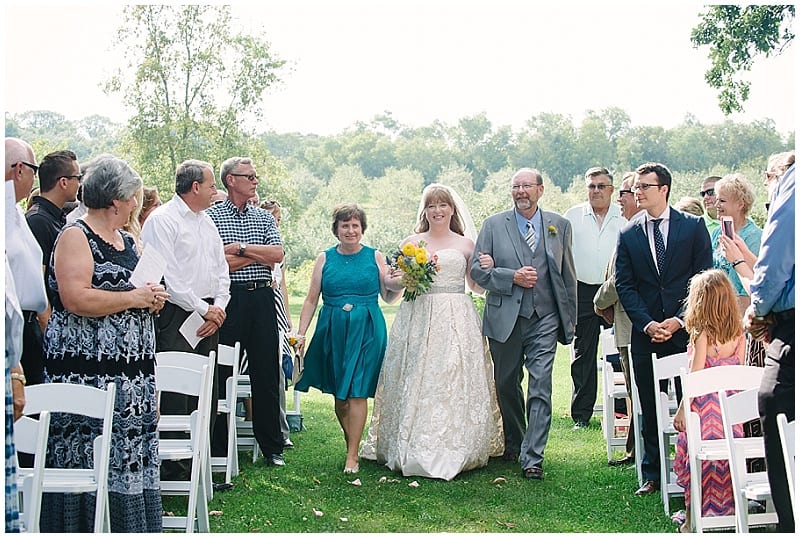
175, 159, 214, 194
220, 157, 253, 189
82, 155, 142, 209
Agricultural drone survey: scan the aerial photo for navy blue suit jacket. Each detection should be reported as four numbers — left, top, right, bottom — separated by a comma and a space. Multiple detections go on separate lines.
614, 207, 712, 352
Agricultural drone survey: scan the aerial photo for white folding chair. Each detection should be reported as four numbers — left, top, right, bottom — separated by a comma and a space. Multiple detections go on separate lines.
14, 411, 50, 533
210, 341, 241, 485
22, 382, 116, 533
156, 349, 216, 501
600, 329, 630, 461
156, 364, 212, 533
236, 350, 260, 463
776, 413, 795, 511
652, 351, 688, 516
680, 365, 765, 532
627, 356, 645, 486
720, 387, 779, 532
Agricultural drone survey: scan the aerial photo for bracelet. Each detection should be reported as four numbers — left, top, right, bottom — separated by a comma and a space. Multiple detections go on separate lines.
731, 258, 746, 267
10, 372, 26, 386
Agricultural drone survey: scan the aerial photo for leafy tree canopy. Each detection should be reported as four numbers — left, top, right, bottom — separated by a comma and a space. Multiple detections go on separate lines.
691, 5, 794, 114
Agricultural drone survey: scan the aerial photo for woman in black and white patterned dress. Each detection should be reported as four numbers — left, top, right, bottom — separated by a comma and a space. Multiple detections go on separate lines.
41, 156, 169, 532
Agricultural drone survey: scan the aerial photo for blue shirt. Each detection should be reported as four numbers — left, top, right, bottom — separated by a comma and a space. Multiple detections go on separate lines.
750, 164, 794, 315
514, 207, 542, 251
711, 218, 761, 296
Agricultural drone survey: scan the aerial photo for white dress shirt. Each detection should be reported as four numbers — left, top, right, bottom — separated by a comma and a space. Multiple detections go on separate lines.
5, 258, 25, 367
5, 181, 48, 314
644, 206, 671, 274
564, 202, 624, 284
141, 194, 230, 316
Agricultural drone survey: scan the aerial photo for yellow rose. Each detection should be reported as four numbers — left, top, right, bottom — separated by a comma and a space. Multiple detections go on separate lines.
415, 250, 427, 264
402, 243, 416, 256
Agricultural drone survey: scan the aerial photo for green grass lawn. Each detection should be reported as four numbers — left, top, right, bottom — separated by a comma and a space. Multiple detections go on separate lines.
165, 303, 680, 533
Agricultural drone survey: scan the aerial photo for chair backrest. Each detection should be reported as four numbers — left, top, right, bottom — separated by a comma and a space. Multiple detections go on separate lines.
217, 342, 241, 401
777, 413, 795, 507
600, 328, 619, 362
22, 382, 117, 533
652, 352, 688, 430
14, 411, 50, 533
156, 364, 208, 400
156, 350, 215, 372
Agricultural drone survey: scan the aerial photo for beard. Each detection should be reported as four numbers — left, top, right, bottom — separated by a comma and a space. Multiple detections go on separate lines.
514, 198, 533, 211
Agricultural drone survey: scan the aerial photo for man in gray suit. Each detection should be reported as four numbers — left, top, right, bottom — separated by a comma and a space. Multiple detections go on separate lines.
471, 167, 577, 480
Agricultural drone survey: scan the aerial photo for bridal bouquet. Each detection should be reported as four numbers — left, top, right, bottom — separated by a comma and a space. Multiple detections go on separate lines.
387, 240, 440, 302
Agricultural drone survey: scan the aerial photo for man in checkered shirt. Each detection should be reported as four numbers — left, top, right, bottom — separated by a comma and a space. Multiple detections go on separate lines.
207, 156, 287, 467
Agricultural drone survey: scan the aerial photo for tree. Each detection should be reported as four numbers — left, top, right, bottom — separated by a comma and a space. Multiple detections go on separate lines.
691, 5, 794, 114
105, 5, 285, 190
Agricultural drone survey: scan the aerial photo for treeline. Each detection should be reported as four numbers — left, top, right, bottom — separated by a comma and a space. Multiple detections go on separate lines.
5, 108, 793, 279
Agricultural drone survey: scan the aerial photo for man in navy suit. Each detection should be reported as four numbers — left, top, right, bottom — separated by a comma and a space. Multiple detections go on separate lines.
615, 162, 712, 496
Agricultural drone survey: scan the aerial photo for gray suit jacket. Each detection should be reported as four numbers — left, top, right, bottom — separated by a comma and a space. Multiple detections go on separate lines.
470, 208, 577, 345
593, 249, 632, 349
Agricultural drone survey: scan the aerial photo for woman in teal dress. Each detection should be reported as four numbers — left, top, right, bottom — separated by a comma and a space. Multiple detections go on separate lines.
296, 203, 401, 473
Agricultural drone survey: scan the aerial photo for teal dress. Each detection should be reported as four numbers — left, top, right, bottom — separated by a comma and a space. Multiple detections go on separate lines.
296, 245, 388, 400
710, 218, 762, 296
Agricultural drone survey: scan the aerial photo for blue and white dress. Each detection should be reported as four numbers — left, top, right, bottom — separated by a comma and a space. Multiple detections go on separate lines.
41, 221, 161, 533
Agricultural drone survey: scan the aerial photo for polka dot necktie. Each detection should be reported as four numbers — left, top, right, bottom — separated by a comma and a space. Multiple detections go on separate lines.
651, 218, 666, 274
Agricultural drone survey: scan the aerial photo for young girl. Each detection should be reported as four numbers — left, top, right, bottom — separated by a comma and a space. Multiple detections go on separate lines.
672, 269, 745, 532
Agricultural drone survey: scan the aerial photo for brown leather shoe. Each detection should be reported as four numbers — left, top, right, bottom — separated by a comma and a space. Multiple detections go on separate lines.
635, 480, 660, 495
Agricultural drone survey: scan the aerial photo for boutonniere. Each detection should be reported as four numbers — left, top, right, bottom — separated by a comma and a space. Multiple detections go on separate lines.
548, 225, 557, 236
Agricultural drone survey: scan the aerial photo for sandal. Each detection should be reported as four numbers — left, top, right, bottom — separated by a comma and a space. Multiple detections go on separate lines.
670, 510, 685, 525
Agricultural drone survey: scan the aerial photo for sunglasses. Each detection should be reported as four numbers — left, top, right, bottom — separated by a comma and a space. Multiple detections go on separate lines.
699, 188, 716, 197
14, 161, 39, 175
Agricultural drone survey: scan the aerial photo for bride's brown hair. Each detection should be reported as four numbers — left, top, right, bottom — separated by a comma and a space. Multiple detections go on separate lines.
414, 184, 465, 236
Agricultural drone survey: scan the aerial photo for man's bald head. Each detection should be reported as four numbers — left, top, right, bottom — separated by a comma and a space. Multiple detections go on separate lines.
5, 137, 37, 202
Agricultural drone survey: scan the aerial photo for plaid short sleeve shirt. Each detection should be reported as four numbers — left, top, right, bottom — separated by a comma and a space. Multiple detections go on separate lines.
206, 199, 283, 282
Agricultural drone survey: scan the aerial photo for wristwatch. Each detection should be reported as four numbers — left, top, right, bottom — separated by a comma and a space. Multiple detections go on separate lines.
237, 243, 247, 257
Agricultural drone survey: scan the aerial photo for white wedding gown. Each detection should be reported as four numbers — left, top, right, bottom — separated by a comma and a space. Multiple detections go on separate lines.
361, 249, 504, 480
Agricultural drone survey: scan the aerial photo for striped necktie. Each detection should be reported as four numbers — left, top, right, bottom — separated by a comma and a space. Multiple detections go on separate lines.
525, 221, 537, 252
651, 218, 666, 274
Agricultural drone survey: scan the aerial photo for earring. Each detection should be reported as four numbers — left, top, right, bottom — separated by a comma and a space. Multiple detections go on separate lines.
114, 207, 119, 216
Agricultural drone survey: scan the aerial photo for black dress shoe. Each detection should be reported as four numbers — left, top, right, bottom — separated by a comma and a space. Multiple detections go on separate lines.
213, 482, 234, 492
501, 451, 519, 462
608, 455, 635, 467
522, 467, 544, 480
635, 480, 660, 495
265, 453, 285, 467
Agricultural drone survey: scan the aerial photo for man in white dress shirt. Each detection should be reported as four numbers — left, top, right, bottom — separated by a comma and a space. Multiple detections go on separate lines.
564, 166, 625, 429
141, 159, 230, 482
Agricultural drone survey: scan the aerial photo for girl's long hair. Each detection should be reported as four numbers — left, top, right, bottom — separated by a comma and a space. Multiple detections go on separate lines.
684, 269, 742, 345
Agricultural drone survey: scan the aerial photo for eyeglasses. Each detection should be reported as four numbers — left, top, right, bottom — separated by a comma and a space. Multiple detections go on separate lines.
62, 174, 84, 182
230, 173, 258, 182
14, 161, 39, 176
511, 184, 541, 191
587, 184, 612, 191
699, 188, 716, 197
632, 183, 661, 192
618, 189, 633, 196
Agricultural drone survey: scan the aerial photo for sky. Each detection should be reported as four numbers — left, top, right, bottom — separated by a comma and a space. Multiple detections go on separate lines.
3, 1, 797, 137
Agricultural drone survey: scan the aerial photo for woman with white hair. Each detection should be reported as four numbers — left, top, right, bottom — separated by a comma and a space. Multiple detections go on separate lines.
40, 155, 168, 532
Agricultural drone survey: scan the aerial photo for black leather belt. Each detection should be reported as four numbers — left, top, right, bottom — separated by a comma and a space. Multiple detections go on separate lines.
230, 280, 271, 291
773, 309, 794, 323
22, 310, 38, 324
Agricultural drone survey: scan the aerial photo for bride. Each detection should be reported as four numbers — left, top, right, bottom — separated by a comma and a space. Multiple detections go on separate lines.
361, 183, 504, 480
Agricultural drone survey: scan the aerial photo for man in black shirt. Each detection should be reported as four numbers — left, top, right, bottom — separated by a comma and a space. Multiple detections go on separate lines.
23, 150, 80, 385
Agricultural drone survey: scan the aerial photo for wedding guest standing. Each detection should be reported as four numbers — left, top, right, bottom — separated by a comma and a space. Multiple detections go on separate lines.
470, 168, 577, 481
362, 184, 503, 480
295, 203, 399, 474
41, 155, 168, 532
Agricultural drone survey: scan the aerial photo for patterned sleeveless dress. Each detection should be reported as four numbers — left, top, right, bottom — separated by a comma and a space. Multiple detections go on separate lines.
673, 336, 745, 517
40, 220, 161, 532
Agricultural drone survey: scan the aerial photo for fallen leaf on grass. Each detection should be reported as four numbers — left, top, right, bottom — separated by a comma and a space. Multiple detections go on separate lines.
496, 520, 516, 529
408, 481, 420, 488
209, 510, 223, 516
313, 477, 321, 485
340, 517, 349, 522
312, 508, 324, 517
349, 478, 362, 486
492, 477, 507, 483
